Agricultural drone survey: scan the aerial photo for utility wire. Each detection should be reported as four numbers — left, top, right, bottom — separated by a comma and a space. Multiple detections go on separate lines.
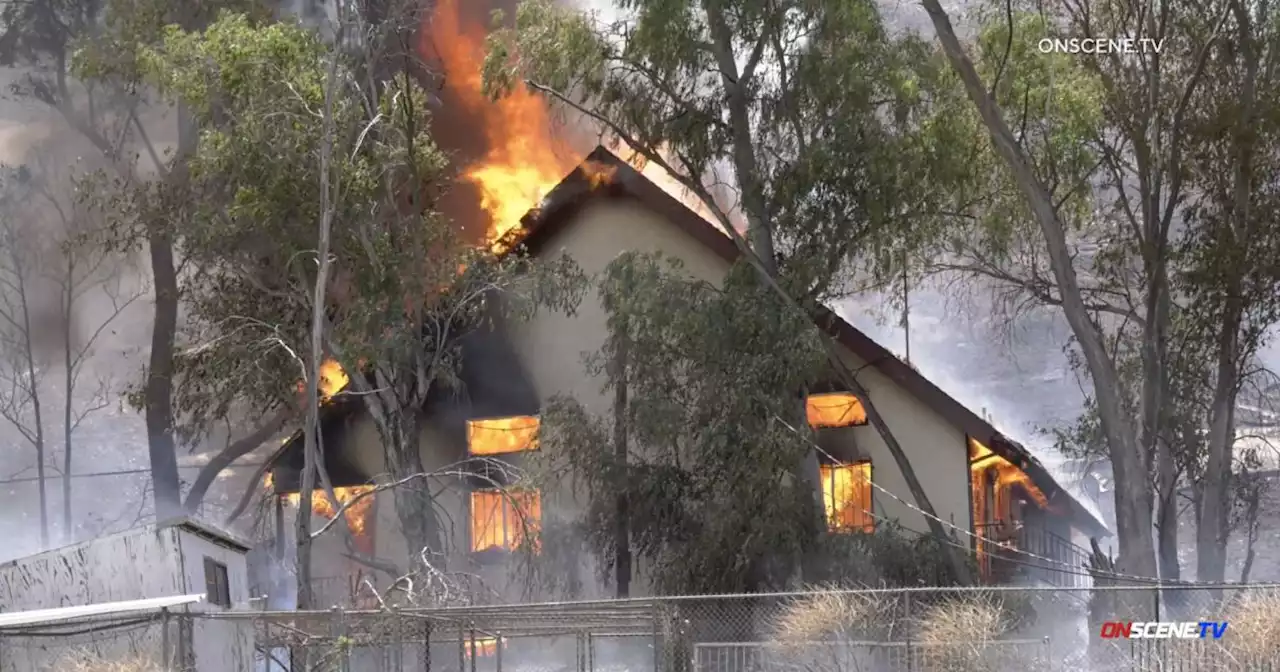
0, 463, 269, 486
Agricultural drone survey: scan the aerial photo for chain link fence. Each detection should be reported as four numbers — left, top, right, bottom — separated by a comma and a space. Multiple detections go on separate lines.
2, 585, 1278, 671
0, 610, 181, 671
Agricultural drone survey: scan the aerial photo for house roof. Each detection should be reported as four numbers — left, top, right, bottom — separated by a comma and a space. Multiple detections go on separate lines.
275, 145, 1109, 540
511, 146, 1109, 539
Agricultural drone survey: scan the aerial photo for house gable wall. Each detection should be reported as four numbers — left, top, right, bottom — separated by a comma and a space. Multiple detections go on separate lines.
338, 196, 975, 599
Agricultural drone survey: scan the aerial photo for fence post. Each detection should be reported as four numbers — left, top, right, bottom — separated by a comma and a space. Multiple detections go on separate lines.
495, 631, 503, 672
161, 608, 171, 671
330, 606, 350, 672
422, 616, 432, 672
457, 623, 465, 672
469, 622, 477, 672
902, 592, 913, 672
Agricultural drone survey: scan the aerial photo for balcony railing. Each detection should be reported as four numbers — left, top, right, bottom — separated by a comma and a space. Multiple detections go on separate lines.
975, 521, 1092, 588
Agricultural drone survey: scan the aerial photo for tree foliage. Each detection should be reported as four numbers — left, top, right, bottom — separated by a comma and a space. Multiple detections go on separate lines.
484, 0, 982, 585
104, 10, 585, 569
535, 254, 827, 593
922, 0, 1280, 584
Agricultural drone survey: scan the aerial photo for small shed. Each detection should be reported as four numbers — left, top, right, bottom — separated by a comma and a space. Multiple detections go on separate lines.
0, 517, 255, 671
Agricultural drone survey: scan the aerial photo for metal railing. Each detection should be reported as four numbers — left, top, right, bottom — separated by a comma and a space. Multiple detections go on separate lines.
975, 521, 1093, 588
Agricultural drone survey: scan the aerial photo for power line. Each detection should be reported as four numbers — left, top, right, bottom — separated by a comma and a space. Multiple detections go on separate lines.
0, 463, 269, 486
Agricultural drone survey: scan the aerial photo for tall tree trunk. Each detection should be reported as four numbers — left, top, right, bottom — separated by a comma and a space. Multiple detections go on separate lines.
1154, 453, 1180, 582
612, 329, 631, 598
298, 55, 341, 609
62, 260, 75, 543
12, 265, 50, 548
921, 0, 1159, 585
1200, 0, 1260, 586
380, 409, 441, 572
1199, 308, 1240, 584
145, 104, 196, 522
1143, 262, 1176, 581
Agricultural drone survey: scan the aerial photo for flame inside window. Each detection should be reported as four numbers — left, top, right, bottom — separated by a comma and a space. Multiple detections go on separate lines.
806, 393, 868, 428
969, 439, 1048, 510
275, 481, 376, 554
463, 637, 504, 659
820, 462, 874, 533
470, 490, 541, 553
467, 416, 540, 455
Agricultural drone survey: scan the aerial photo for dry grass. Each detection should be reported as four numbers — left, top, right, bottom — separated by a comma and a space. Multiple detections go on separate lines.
50, 652, 164, 672
770, 585, 892, 645
914, 594, 1012, 671
1189, 587, 1280, 671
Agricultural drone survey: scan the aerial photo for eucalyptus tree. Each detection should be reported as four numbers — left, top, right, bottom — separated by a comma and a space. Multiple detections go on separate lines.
920, 0, 1280, 585
124, 11, 583, 599
482, 0, 975, 581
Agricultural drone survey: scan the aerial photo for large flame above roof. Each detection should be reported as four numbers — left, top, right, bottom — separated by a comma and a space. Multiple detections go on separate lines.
422, 0, 578, 251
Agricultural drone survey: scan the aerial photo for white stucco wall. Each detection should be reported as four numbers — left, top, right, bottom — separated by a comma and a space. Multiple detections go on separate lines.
336, 195, 982, 600
827, 353, 972, 540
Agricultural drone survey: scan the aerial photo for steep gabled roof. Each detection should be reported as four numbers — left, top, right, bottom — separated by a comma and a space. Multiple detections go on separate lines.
274, 145, 1109, 539
512, 146, 1108, 538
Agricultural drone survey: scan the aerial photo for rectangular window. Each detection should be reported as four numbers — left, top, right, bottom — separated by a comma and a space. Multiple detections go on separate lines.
467, 416, 540, 455
470, 490, 542, 552
203, 557, 231, 608
820, 462, 874, 533
806, 393, 868, 428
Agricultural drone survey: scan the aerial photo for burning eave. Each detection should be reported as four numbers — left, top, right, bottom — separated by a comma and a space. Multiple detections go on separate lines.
980, 434, 1110, 538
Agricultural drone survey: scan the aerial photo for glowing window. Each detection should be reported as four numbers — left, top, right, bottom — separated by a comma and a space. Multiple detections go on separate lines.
470, 490, 541, 552
820, 462, 874, 533
806, 393, 868, 428
467, 416, 540, 455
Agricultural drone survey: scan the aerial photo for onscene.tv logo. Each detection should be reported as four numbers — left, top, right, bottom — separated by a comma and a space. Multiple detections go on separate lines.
1099, 621, 1229, 639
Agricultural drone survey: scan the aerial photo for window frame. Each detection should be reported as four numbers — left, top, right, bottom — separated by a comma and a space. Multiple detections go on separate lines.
466, 416, 542, 457
468, 489, 542, 554
805, 392, 870, 429
203, 557, 231, 608
818, 460, 875, 533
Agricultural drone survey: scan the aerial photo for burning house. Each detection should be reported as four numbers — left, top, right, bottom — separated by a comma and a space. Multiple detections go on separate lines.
246, 0, 1108, 606
261, 145, 1110, 605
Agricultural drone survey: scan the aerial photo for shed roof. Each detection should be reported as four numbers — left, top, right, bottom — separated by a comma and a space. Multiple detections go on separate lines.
0, 594, 204, 630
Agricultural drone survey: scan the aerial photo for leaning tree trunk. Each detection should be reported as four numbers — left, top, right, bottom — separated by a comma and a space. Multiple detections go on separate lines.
920, 0, 1159, 589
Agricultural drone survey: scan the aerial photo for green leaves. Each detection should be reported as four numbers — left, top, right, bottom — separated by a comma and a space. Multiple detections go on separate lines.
536, 253, 828, 593
484, 0, 967, 300
92, 10, 587, 446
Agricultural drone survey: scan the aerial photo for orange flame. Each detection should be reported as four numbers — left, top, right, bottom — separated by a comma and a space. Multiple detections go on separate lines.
467, 416, 540, 455
264, 473, 376, 547
295, 359, 350, 401
806, 392, 868, 428
470, 489, 541, 553
288, 486, 376, 537
318, 359, 350, 399
969, 439, 1048, 509
464, 637, 505, 659
425, 0, 578, 251
819, 462, 874, 533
